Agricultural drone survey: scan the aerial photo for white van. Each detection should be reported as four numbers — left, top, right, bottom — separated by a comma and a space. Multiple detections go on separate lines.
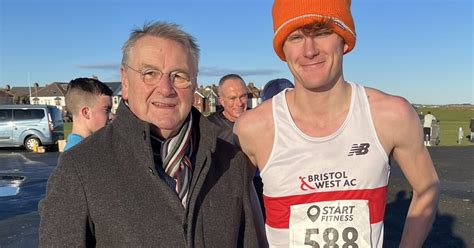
0, 105, 64, 151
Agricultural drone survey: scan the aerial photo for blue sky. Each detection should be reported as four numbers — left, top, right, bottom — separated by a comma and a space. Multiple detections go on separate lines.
0, 0, 472, 105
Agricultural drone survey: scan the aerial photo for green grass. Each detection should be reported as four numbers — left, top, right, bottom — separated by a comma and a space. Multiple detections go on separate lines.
64, 122, 72, 139
417, 107, 474, 146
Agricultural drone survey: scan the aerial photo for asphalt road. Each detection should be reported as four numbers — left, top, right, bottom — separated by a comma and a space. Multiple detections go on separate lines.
384, 146, 473, 247
0, 148, 58, 247
0, 146, 472, 247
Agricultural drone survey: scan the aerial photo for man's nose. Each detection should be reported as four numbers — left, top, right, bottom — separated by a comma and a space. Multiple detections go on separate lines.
304, 37, 319, 58
155, 75, 176, 96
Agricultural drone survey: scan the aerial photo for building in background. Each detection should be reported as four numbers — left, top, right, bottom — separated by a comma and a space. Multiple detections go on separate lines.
1, 81, 265, 116
29, 82, 67, 110
0, 90, 14, 104
104, 82, 122, 114
246, 82, 261, 108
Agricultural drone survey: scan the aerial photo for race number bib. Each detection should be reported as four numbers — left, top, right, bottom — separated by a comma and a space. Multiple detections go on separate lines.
289, 200, 371, 248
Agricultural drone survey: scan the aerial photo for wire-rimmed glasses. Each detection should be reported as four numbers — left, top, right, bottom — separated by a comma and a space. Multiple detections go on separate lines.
123, 63, 195, 89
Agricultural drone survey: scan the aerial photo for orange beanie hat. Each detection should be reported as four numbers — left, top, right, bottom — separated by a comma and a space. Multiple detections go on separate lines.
272, 0, 356, 61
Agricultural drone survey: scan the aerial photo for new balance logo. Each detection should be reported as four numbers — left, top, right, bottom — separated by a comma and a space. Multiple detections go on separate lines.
348, 143, 370, 156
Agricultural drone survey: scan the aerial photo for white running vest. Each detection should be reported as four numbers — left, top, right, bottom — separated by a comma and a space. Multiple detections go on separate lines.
261, 83, 390, 248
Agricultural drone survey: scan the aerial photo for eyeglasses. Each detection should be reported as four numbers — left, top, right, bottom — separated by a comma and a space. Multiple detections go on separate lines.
123, 63, 195, 89
225, 95, 248, 103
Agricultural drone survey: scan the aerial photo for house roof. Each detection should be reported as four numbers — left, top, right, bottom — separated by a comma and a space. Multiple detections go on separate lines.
0, 89, 14, 97
0, 90, 14, 104
246, 82, 261, 97
104, 82, 122, 95
201, 85, 218, 98
35, 82, 68, 97
194, 88, 205, 98
9, 87, 31, 97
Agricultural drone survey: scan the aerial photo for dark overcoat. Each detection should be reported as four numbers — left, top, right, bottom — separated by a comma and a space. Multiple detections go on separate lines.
39, 103, 266, 247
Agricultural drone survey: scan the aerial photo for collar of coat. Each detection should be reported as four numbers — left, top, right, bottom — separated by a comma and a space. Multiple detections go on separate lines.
113, 100, 217, 155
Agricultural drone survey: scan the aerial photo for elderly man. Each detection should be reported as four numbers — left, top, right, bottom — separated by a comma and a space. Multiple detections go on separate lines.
39, 21, 265, 247
207, 74, 248, 144
235, 0, 439, 247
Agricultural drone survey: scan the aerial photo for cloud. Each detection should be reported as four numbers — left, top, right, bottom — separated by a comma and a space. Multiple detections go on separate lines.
76, 63, 120, 71
199, 66, 280, 77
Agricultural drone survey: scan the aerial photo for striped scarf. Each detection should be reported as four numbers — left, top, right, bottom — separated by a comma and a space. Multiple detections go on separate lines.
161, 114, 194, 206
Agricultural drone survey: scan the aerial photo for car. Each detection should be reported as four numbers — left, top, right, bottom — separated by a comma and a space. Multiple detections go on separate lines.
0, 105, 64, 152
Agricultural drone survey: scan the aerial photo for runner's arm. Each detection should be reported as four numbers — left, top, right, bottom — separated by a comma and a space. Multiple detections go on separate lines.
391, 100, 440, 247
234, 111, 260, 168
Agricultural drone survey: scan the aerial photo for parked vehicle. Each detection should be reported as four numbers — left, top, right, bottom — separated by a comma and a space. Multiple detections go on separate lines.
0, 105, 64, 151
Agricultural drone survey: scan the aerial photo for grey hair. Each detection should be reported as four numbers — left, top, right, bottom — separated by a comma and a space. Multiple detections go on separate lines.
121, 21, 200, 71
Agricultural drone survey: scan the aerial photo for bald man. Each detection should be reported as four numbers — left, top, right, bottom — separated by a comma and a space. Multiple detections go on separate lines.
207, 74, 248, 144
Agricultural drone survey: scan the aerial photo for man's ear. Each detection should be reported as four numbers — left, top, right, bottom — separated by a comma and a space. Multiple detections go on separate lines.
343, 43, 349, 53
218, 96, 224, 106
80, 106, 91, 120
121, 65, 129, 100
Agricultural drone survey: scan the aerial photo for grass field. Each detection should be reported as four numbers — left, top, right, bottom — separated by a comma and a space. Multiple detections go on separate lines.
417, 107, 474, 146
64, 122, 72, 139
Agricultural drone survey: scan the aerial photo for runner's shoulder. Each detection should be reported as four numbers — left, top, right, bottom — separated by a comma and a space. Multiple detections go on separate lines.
235, 100, 273, 138
365, 87, 417, 124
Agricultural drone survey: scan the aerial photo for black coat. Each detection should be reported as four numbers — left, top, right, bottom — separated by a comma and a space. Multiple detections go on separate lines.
207, 109, 237, 145
39, 102, 266, 247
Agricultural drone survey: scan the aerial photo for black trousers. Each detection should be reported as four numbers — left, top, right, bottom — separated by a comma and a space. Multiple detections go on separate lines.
423, 127, 431, 141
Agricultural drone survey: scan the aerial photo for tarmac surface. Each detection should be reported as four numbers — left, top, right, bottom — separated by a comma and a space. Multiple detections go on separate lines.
384, 146, 473, 247
0, 146, 472, 247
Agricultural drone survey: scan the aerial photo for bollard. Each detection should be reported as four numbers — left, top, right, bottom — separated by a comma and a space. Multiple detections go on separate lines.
457, 127, 463, 144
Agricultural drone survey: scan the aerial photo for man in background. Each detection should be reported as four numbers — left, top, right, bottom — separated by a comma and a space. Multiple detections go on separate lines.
207, 74, 248, 144
261, 78, 294, 102
63, 77, 113, 151
206, 73, 266, 231
423, 111, 437, 146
